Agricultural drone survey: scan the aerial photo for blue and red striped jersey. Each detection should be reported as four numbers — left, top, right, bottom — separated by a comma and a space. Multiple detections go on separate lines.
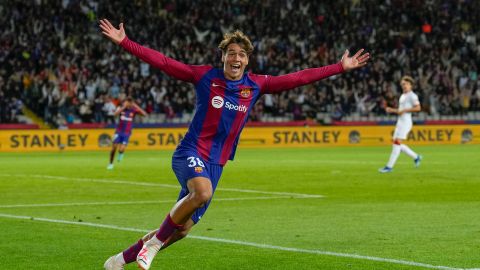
116, 107, 139, 135
120, 37, 344, 165
179, 68, 262, 165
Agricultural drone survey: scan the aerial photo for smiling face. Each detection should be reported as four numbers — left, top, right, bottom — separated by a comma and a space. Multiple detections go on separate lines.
222, 43, 249, 81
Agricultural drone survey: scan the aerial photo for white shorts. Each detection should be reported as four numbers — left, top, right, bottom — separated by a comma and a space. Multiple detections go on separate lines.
393, 122, 412, 140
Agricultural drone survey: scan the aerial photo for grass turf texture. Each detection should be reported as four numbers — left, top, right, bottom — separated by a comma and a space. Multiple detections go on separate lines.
0, 145, 479, 269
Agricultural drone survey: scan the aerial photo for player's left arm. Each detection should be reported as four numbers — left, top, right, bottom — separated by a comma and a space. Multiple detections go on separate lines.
260, 49, 369, 93
133, 103, 148, 116
397, 103, 421, 115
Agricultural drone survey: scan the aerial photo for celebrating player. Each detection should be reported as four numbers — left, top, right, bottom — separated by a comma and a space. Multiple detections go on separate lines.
379, 76, 422, 173
107, 97, 147, 170
99, 18, 369, 270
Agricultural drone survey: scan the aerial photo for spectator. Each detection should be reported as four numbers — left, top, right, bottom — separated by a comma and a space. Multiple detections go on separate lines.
1, 0, 479, 126
103, 96, 117, 124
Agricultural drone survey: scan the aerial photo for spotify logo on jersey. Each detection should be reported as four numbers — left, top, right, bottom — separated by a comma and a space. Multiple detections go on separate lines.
211, 96, 224, 109
211, 95, 248, 113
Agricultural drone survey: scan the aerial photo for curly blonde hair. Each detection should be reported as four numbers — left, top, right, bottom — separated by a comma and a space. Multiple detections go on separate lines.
218, 30, 254, 55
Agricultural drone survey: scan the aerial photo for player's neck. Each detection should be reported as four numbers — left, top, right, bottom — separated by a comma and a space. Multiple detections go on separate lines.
224, 72, 244, 81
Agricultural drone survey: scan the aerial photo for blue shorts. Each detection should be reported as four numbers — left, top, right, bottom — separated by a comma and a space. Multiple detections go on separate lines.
171, 150, 223, 224
113, 133, 130, 145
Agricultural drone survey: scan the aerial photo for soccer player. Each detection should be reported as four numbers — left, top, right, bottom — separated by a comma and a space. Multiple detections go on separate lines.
379, 75, 422, 173
107, 97, 147, 170
99, 18, 369, 270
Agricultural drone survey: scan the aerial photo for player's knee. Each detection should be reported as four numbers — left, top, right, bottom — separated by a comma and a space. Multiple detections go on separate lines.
192, 190, 212, 207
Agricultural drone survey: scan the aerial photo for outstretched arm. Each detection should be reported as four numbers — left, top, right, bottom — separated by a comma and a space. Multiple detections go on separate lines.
99, 19, 210, 84
259, 49, 370, 94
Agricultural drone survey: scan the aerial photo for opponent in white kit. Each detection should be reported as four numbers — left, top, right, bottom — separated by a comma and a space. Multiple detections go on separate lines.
379, 75, 422, 173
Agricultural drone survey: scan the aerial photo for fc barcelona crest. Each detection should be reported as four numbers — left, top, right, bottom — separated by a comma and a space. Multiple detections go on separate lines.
240, 88, 251, 98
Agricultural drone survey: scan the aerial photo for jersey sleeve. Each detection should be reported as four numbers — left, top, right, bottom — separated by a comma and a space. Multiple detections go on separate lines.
411, 93, 420, 106
119, 37, 212, 84
252, 63, 344, 94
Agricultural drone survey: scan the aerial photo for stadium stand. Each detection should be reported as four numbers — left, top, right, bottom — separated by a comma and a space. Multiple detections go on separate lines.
0, 0, 479, 127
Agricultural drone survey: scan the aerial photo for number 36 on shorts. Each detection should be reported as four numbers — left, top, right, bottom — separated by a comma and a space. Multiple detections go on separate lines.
187, 156, 205, 168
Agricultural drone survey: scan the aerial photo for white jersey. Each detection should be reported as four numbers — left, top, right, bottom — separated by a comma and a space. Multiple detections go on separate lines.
393, 91, 419, 139
397, 91, 420, 125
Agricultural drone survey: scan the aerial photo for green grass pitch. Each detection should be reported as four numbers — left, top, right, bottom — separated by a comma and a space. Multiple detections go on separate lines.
0, 145, 479, 269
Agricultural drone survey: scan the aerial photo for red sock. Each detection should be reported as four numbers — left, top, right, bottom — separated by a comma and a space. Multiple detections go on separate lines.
155, 214, 183, 242
122, 239, 143, 263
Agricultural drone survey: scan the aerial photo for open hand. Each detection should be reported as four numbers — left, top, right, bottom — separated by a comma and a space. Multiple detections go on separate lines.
99, 19, 126, 44
341, 49, 370, 71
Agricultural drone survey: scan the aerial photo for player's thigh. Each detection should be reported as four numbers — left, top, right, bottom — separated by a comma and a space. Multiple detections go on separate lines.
393, 124, 412, 140
187, 177, 213, 196
171, 153, 223, 223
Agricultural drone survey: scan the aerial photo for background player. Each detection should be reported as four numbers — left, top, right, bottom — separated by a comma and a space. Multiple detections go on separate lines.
379, 75, 422, 173
99, 18, 369, 270
108, 97, 147, 170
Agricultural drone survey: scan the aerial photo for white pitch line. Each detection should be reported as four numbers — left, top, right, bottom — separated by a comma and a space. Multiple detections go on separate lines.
0, 196, 304, 209
244, 159, 450, 165
0, 173, 323, 198
0, 213, 464, 270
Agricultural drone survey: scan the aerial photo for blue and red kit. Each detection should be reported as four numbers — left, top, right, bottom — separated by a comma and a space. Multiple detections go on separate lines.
113, 107, 139, 145
120, 37, 344, 165
120, 37, 344, 222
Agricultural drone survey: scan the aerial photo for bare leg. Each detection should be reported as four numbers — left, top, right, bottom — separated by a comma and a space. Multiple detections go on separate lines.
169, 177, 212, 225
116, 177, 211, 268
118, 144, 126, 152
109, 144, 118, 164
135, 178, 212, 269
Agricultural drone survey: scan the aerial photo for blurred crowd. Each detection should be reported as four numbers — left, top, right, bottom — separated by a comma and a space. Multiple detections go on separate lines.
1, 0, 479, 126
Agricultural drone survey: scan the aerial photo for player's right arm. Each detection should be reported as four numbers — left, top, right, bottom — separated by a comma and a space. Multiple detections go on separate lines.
113, 105, 125, 116
99, 19, 210, 84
